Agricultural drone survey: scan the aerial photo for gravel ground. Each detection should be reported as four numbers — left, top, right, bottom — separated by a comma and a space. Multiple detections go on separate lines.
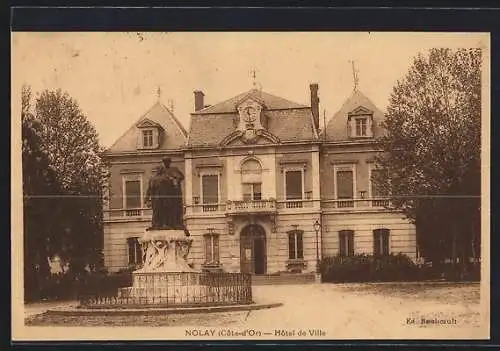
24, 282, 486, 339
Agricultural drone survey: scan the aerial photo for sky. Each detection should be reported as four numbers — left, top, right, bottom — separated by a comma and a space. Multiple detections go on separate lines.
12, 32, 488, 147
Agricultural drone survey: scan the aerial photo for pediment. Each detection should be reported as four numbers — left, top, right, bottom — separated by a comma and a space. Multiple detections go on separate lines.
348, 106, 373, 116
235, 94, 265, 109
220, 129, 280, 147
136, 118, 163, 129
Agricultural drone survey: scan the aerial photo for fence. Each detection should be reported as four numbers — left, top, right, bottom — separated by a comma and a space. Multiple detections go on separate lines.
79, 272, 253, 308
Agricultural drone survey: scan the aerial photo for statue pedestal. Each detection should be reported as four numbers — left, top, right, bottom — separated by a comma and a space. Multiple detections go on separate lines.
135, 229, 194, 273
118, 229, 200, 304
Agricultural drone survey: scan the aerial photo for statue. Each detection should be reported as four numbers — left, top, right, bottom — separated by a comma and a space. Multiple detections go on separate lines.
145, 157, 186, 231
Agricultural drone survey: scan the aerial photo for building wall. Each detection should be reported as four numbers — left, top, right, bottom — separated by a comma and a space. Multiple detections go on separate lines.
321, 211, 416, 259
320, 144, 380, 200
107, 153, 185, 212
103, 218, 150, 272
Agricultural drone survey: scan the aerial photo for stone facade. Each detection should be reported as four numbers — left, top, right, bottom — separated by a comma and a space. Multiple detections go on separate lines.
103, 86, 416, 274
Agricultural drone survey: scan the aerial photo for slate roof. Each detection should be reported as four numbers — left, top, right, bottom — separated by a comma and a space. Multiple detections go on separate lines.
106, 101, 188, 153
323, 90, 387, 141
187, 89, 317, 147
196, 88, 308, 114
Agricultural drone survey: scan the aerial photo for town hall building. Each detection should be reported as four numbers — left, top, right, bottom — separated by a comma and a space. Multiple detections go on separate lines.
102, 82, 417, 275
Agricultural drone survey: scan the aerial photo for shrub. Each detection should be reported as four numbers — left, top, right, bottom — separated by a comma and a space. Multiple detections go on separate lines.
320, 253, 419, 283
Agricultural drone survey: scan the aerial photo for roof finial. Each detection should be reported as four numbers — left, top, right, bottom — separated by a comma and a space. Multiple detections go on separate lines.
156, 86, 161, 100
250, 68, 258, 88
350, 60, 359, 92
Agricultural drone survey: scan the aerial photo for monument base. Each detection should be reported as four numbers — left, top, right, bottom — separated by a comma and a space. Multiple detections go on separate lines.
118, 228, 199, 303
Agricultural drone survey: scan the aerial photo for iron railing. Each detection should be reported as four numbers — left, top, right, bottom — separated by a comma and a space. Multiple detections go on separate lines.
79, 272, 252, 308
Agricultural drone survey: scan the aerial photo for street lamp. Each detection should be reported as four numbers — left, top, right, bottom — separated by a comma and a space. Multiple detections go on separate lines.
313, 219, 321, 273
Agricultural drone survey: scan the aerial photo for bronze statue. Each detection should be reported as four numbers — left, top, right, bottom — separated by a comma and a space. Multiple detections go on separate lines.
145, 157, 186, 231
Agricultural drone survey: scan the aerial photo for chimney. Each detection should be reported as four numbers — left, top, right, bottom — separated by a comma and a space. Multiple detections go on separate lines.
194, 90, 205, 112
310, 83, 320, 131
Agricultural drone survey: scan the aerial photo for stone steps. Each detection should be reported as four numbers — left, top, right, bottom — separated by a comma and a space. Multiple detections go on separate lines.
250, 273, 317, 285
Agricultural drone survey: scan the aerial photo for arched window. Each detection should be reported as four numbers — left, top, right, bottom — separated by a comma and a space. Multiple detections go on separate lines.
241, 158, 262, 201
288, 230, 304, 260
373, 228, 390, 256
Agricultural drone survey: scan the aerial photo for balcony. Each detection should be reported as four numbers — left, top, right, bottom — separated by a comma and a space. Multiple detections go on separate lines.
321, 198, 392, 210
226, 199, 277, 216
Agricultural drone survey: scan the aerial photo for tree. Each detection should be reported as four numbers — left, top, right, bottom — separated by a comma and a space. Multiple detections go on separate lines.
375, 48, 481, 273
22, 85, 63, 300
32, 89, 106, 275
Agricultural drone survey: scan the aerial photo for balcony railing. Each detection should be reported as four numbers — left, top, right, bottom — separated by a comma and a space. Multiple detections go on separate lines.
321, 198, 392, 210
104, 197, 393, 220
226, 199, 277, 215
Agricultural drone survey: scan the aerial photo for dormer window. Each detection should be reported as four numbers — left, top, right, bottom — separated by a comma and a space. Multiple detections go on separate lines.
136, 118, 162, 150
348, 106, 374, 139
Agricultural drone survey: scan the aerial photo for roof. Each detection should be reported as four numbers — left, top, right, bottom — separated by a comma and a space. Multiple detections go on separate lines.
188, 89, 317, 147
195, 88, 308, 114
106, 101, 188, 153
323, 90, 386, 141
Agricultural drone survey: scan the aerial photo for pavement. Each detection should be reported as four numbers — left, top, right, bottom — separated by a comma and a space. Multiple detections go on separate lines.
21, 282, 487, 340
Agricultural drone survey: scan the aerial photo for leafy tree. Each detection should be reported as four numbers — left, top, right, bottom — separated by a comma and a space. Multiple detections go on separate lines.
375, 48, 481, 273
22, 85, 63, 300
25, 88, 107, 277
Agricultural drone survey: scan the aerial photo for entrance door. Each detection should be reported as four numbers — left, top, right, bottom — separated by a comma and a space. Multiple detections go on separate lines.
240, 224, 267, 275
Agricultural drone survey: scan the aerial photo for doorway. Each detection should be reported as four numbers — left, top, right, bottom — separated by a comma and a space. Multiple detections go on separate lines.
240, 224, 267, 275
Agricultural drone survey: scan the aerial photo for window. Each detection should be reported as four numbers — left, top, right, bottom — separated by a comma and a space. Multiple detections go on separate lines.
285, 170, 303, 208
123, 175, 143, 216
201, 174, 219, 211
243, 183, 262, 201
127, 237, 143, 266
370, 168, 390, 207
204, 233, 220, 264
288, 230, 304, 259
241, 159, 263, 201
339, 230, 354, 257
373, 229, 390, 256
355, 118, 368, 136
335, 169, 354, 208
142, 129, 154, 148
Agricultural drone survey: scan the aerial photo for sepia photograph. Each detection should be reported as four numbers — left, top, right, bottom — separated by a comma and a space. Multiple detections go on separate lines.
11, 31, 490, 341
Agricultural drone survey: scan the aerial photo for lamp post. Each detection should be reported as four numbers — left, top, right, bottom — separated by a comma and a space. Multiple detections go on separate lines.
313, 220, 321, 274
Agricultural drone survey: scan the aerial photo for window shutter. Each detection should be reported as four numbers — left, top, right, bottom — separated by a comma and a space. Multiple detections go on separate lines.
288, 232, 296, 259
127, 238, 135, 264
202, 175, 219, 204
125, 180, 141, 208
373, 230, 380, 256
135, 238, 142, 264
137, 130, 143, 149
242, 183, 252, 201
153, 128, 159, 148
367, 116, 374, 137
339, 231, 346, 257
213, 236, 220, 262
204, 235, 211, 262
336, 171, 353, 199
382, 230, 390, 255
297, 232, 304, 259
286, 171, 303, 200
348, 231, 354, 256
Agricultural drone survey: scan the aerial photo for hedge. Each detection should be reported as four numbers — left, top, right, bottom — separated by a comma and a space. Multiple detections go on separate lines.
320, 253, 480, 283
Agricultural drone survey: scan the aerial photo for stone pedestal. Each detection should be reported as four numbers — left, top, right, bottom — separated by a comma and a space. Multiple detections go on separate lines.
135, 229, 194, 273
118, 229, 200, 303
